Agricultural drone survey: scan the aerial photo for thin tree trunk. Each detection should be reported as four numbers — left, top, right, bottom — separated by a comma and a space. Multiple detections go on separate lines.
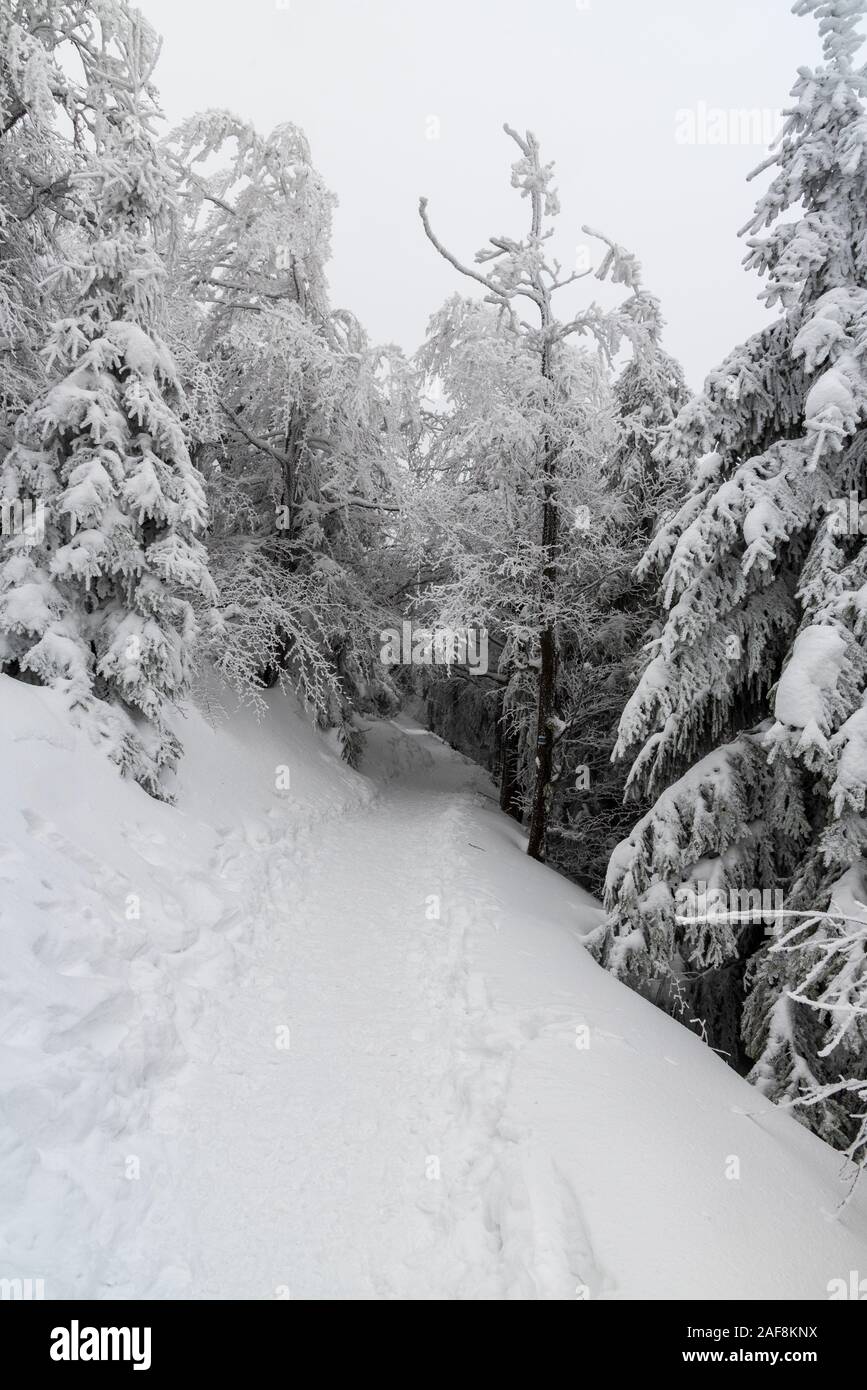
527, 338, 558, 861
282, 403, 302, 541
497, 686, 523, 820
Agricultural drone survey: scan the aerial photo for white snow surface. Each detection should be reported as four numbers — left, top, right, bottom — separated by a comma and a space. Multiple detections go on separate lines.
2, 672, 867, 1300
774, 624, 848, 730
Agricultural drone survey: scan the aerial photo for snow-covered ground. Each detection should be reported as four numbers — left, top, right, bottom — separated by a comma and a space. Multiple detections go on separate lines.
2, 672, 866, 1300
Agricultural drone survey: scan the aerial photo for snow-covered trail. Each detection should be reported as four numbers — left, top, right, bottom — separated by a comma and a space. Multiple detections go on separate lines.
149, 716, 867, 1300
155, 724, 551, 1298
4, 679, 867, 1300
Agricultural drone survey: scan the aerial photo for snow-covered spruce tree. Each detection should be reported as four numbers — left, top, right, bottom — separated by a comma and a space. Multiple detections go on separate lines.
548, 309, 689, 896
418, 125, 659, 860
604, 312, 690, 524
594, 0, 867, 1151
167, 114, 413, 755
0, 4, 216, 797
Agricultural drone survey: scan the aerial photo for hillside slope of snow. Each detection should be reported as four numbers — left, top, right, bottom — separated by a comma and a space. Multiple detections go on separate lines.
1, 673, 866, 1299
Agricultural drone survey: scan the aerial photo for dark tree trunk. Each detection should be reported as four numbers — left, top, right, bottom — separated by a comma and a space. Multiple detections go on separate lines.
281, 402, 302, 540
527, 340, 558, 862
527, 619, 556, 859
497, 688, 523, 821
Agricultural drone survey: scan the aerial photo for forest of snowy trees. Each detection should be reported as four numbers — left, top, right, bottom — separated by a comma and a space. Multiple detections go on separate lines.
3, 0, 867, 1181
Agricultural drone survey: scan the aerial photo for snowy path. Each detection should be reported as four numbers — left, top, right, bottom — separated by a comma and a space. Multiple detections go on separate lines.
147, 717, 867, 1300
154, 727, 555, 1298
4, 680, 867, 1300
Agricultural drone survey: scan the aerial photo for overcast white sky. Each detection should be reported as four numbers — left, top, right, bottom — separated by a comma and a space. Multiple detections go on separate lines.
136, 0, 825, 387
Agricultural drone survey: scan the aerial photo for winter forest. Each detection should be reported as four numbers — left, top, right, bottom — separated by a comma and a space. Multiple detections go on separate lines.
5, 0, 867, 1316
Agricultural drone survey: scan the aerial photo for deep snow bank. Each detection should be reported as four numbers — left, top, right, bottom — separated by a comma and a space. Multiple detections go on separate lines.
0, 674, 373, 1297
